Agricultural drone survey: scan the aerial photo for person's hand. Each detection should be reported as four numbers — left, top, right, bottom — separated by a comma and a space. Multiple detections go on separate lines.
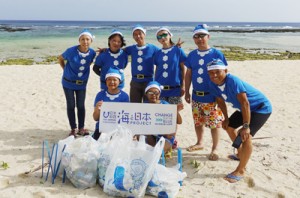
176, 38, 184, 48
180, 87, 185, 97
96, 100, 104, 110
177, 103, 184, 112
96, 47, 107, 54
222, 118, 229, 130
185, 92, 191, 104
238, 128, 251, 142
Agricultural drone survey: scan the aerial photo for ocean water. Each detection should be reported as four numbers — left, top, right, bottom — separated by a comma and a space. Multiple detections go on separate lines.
1, 20, 300, 60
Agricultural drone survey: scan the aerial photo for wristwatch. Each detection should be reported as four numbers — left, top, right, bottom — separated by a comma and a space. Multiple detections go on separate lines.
242, 123, 249, 129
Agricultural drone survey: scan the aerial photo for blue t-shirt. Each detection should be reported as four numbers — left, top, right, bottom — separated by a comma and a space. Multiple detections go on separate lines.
185, 48, 227, 103
209, 73, 272, 114
125, 44, 159, 83
62, 45, 96, 90
154, 46, 187, 97
94, 90, 129, 129
94, 49, 128, 90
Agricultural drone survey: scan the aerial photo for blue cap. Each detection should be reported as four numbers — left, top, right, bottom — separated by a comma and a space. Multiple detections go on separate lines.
145, 81, 164, 93
109, 29, 124, 37
156, 27, 173, 37
193, 24, 209, 36
132, 24, 146, 35
207, 59, 227, 71
105, 67, 123, 80
78, 28, 95, 41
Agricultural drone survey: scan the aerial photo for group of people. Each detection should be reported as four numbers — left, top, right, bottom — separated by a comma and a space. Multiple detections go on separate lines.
58, 24, 272, 183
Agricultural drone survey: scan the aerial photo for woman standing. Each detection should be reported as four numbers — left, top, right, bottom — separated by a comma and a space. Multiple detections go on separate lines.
93, 30, 128, 90
58, 29, 96, 136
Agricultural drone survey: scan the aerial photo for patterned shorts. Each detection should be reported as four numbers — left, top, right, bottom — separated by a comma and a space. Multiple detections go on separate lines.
160, 96, 182, 104
192, 100, 223, 129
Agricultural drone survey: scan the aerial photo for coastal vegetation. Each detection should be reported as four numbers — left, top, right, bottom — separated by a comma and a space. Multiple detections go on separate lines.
1, 47, 300, 65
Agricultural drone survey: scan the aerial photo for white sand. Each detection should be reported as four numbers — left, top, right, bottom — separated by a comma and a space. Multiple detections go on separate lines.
0, 60, 300, 197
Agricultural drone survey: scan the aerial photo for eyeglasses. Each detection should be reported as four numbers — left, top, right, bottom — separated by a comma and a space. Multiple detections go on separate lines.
193, 34, 207, 39
147, 91, 160, 96
156, 33, 169, 40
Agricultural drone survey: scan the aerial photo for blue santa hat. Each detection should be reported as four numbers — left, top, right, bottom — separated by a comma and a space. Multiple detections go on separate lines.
156, 27, 173, 37
132, 24, 146, 35
78, 29, 95, 41
105, 67, 123, 80
109, 29, 124, 38
193, 24, 209, 37
145, 81, 164, 93
207, 59, 227, 71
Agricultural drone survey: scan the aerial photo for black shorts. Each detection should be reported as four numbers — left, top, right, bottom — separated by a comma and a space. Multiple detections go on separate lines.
228, 111, 271, 137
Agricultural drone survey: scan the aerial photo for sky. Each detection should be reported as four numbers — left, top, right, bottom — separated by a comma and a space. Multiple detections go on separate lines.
0, 0, 300, 22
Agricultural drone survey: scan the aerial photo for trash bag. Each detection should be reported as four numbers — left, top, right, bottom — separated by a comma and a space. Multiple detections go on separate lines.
97, 126, 133, 188
104, 128, 165, 198
51, 135, 75, 178
146, 163, 187, 198
61, 136, 100, 189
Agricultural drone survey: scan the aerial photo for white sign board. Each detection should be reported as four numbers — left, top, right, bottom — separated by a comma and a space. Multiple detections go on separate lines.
99, 102, 177, 135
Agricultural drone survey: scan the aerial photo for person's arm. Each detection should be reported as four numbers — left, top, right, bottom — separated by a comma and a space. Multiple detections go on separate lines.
93, 64, 101, 76
58, 55, 65, 69
180, 62, 186, 97
184, 68, 192, 104
176, 103, 183, 124
236, 92, 251, 141
216, 97, 229, 130
93, 100, 103, 121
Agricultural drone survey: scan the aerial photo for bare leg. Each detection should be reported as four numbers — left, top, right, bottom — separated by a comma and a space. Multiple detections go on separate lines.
226, 127, 242, 158
187, 125, 205, 151
224, 128, 252, 183
208, 128, 220, 160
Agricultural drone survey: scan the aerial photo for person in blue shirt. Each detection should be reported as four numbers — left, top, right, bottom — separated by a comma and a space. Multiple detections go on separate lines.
92, 67, 129, 140
207, 59, 272, 183
93, 30, 128, 90
184, 24, 227, 161
124, 25, 160, 103
58, 29, 96, 136
144, 81, 183, 157
154, 27, 187, 105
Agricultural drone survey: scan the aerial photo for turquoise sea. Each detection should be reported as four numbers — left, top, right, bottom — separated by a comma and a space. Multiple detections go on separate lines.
1, 20, 300, 61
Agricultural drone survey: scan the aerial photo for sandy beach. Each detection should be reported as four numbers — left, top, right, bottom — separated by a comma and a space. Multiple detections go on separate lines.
0, 60, 300, 197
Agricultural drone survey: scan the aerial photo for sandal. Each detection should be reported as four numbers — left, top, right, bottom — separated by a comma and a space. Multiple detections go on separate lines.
208, 153, 219, 161
69, 129, 76, 137
77, 128, 90, 136
186, 144, 204, 152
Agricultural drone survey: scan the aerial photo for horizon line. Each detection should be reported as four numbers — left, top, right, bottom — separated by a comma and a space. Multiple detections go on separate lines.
0, 19, 300, 24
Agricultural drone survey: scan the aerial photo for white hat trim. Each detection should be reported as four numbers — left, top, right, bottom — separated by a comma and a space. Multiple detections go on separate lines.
109, 31, 123, 37
78, 32, 94, 41
207, 65, 227, 71
145, 84, 163, 93
105, 73, 121, 80
132, 27, 146, 35
193, 29, 209, 36
156, 27, 173, 37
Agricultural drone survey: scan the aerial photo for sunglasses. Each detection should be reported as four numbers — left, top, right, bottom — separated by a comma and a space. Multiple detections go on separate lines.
156, 33, 169, 40
147, 91, 160, 96
193, 34, 207, 39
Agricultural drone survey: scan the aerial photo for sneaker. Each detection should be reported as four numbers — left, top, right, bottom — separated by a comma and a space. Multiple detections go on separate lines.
78, 128, 89, 136
69, 129, 76, 137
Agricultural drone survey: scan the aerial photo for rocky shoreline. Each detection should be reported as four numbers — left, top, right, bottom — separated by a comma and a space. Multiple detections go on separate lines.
1, 46, 300, 65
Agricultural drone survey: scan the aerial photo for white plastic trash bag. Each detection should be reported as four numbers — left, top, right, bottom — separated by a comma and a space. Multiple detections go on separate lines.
97, 126, 133, 188
51, 135, 75, 178
104, 130, 165, 198
61, 136, 100, 189
146, 163, 187, 198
